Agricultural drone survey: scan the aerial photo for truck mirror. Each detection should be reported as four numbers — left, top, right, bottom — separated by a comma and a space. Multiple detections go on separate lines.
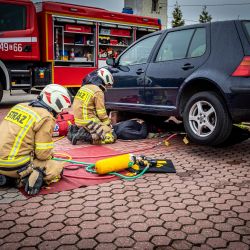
106, 58, 116, 67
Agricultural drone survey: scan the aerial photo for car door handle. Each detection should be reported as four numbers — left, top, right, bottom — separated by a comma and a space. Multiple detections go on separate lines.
136, 69, 145, 75
182, 63, 194, 70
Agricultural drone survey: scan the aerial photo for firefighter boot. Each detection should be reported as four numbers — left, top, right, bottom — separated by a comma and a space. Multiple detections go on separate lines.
67, 124, 79, 142
72, 127, 92, 145
0, 174, 17, 187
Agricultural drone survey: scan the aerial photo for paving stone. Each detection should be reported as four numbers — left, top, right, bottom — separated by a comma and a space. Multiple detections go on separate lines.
133, 242, 154, 250
114, 237, 135, 247
221, 232, 240, 241
214, 223, 233, 232
95, 243, 117, 250
182, 225, 201, 234
45, 222, 65, 231
126, 222, 147, 232
96, 233, 116, 243
151, 235, 171, 246
168, 231, 186, 240
95, 216, 114, 224
206, 237, 227, 248
96, 224, 115, 233
26, 228, 46, 237
4, 232, 25, 242
30, 220, 49, 228
42, 231, 62, 241
77, 239, 97, 249
1, 243, 20, 250
164, 221, 182, 230
78, 229, 99, 239
59, 235, 79, 245
234, 226, 250, 235
2, 220, 16, 228
0, 229, 10, 238
171, 240, 192, 250
186, 234, 206, 244
242, 235, 250, 245
191, 212, 208, 220
227, 242, 250, 250
201, 228, 220, 238
132, 231, 151, 241
113, 228, 132, 237
146, 218, 163, 227
20, 237, 42, 247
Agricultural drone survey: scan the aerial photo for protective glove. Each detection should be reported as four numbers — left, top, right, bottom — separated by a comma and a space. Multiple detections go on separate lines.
101, 132, 116, 144
24, 168, 45, 195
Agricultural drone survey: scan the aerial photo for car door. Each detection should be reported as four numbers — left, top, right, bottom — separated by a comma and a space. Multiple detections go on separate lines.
144, 26, 210, 114
105, 33, 161, 110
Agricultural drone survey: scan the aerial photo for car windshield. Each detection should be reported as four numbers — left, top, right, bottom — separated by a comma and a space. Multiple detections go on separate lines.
0, 3, 26, 32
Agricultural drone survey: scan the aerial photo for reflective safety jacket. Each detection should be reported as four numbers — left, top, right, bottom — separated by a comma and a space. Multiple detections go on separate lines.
0, 103, 55, 169
73, 84, 111, 127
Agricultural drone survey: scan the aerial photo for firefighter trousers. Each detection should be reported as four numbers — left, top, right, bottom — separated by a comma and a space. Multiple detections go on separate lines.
0, 158, 65, 184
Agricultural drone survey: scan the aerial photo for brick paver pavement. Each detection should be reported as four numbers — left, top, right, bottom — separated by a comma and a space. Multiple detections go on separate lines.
0, 105, 250, 249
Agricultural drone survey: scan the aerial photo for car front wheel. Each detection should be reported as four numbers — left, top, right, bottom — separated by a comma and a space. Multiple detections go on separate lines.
183, 91, 232, 146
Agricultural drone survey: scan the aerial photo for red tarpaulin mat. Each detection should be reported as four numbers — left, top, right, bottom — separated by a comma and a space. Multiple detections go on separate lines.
20, 145, 122, 196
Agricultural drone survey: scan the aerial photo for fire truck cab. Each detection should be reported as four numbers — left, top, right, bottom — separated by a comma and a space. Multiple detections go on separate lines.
0, 0, 161, 102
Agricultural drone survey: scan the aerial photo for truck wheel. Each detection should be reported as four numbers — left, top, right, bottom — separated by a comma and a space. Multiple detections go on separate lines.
183, 91, 232, 146
0, 84, 3, 103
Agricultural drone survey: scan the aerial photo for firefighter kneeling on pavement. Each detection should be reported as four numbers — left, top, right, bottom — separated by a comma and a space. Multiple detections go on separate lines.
68, 68, 116, 145
0, 84, 72, 195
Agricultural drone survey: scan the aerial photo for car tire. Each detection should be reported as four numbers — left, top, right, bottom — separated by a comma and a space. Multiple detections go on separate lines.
183, 91, 232, 146
0, 83, 3, 103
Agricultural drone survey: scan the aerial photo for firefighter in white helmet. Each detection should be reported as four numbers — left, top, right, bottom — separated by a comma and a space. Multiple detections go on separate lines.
68, 68, 116, 145
0, 84, 72, 195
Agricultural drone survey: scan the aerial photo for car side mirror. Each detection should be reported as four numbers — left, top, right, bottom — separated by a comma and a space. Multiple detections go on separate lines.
106, 57, 116, 67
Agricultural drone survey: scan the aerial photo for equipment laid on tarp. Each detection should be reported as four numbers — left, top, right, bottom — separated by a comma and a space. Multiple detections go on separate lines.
54, 153, 176, 181
95, 154, 175, 175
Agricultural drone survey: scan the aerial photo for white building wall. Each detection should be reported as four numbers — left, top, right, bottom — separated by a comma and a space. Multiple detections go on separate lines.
125, 0, 167, 29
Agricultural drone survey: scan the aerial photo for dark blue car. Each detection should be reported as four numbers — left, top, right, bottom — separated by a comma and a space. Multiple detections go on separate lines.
104, 20, 250, 146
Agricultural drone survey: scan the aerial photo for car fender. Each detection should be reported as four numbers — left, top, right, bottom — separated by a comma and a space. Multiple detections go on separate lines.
177, 68, 231, 114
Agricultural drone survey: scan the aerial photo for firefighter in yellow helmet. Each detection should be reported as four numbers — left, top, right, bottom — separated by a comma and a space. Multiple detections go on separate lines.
0, 84, 72, 195
68, 68, 116, 145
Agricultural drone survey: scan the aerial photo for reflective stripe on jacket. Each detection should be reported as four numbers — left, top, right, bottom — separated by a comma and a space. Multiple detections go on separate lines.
73, 84, 111, 127
0, 103, 55, 167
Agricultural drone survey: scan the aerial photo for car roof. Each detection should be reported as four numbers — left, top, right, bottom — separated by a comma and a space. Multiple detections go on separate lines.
159, 19, 250, 34
135, 19, 250, 43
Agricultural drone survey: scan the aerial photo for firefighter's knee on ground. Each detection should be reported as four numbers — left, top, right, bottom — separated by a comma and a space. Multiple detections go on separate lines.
43, 160, 65, 185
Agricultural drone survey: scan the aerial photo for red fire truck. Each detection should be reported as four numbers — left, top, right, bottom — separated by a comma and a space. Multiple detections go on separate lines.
0, 0, 161, 101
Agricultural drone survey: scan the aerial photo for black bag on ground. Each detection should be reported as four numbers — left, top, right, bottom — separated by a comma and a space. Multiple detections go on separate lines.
113, 119, 148, 140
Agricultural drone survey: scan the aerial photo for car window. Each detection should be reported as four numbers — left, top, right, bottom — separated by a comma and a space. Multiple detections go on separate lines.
119, 34, 160, 66
187, 28, 206, 58
156, 29, 195, 62
0, 3, 26, 31
242, 21, 250, 43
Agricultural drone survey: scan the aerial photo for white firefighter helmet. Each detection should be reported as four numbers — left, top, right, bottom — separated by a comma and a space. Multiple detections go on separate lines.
40, 84, 72, 113
97, 68, 114, 86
